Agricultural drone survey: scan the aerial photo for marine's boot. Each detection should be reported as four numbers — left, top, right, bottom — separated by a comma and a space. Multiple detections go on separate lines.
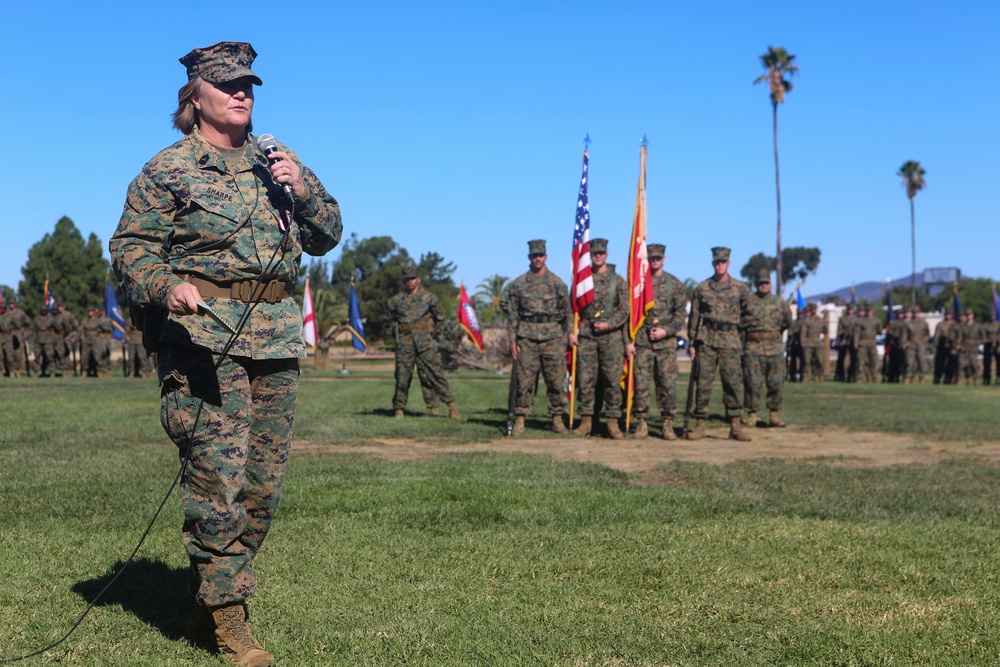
606, 419, 624, 440
552, 415, 568, 434
633, 419, 648, 439
183, 604, 215, 651
511, 415, 525, 436
685, 419, 706, 441
573, 416, 593, 437
211, 603, 273, 666
660, 419, 677, 440
428, 406, 440, 416
741, 412, 757, 427
729, 417, 752, 442
447, 402, 460, 419
768, 410, 786, 428
394, 409, 404, 419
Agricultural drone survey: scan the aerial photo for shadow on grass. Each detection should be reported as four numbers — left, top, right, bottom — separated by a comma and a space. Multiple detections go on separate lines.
72, 557, 190, 640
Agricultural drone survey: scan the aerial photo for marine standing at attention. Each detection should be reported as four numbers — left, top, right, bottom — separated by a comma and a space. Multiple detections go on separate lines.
572, 238, 629, 439
686, 247, 752, 442
500, 240, 573, 436
630, 243, 687, 440
741, 268, 792, 428
110, 42, 341, 666
386, 265, 459, 419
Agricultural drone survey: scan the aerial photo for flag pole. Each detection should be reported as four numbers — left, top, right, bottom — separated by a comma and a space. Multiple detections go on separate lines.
570, 313, 579, 424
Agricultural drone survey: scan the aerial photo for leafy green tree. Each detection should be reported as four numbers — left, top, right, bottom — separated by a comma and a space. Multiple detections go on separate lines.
19, 216, 109, 318
739, 247, 820, 290
930, 279, 997, 322
0, 285, 15, 305
897, 160, 927, 308
418, 251, 458, 316
473, 274, 510, 327
754, 46, 799, 299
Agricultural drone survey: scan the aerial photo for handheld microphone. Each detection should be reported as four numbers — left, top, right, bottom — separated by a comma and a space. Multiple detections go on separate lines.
257, 134, 294, 202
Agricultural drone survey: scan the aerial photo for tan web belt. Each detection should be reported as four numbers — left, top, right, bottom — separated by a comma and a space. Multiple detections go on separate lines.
182, 275, 290, 304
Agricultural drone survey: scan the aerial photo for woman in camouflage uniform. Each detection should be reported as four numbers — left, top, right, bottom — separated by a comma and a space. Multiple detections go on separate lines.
110, 42, 342, 666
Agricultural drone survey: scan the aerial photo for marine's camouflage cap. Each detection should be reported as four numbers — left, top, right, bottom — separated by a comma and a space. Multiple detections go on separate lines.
401, 265, 420, 280
647, 243, 665, 258
711, 247, 731, 262
180, 42, 263, 86
755, 268, 771, 284
590, 238, 608, 253
528, 239, 547, 255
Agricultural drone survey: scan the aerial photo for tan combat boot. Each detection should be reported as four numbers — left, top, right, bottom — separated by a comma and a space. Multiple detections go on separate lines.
552, 415, 568, 434
428, 406, 440, 416
211, 603, 273, 666
394, 409, 404, 419
633, 419, 648, 438
741, 412, 757, 427
573, 416, 592, 436
607, 419, 624, 440
768, 410, 786, 427
661, 419, 677, 440
447, 402, 460, 419
511, 415, 525, 436
685, 419, 706, 440
729, 417, 752, 442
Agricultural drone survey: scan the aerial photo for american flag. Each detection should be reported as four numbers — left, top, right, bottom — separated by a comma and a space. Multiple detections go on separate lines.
571, 149, 594, 312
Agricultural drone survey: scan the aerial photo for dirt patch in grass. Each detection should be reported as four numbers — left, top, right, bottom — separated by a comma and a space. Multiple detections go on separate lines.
294, 424, 1000, 480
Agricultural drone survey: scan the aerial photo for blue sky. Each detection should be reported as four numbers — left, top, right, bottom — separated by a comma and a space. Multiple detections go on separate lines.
3, 1, 997, 302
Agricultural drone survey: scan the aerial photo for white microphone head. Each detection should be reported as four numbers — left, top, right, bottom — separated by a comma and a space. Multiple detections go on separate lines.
257, 134, 278, 152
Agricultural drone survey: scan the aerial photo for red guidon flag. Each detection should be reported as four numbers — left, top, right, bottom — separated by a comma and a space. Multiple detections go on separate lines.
302, 277, 318, 347
457, 284, 484, 352
628, 139, 654, 341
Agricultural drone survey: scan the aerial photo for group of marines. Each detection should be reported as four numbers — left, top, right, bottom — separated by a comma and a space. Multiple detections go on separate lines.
0, 300, 154, 378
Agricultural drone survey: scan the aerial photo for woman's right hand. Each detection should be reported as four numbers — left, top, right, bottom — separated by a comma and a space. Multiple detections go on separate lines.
167, 282, 203, 315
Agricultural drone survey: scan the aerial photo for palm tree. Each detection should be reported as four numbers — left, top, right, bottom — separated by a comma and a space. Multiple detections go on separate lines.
473, 274, 510, 326
754, 46, 799, 299
897, 160, 926, 308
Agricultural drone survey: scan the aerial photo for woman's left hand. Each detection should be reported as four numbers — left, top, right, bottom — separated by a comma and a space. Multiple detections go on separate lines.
267, 151, 307, 199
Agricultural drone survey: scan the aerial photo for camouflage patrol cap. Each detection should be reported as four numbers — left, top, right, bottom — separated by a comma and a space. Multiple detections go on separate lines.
590, 238, 608, 253
755, 268, 771, 284
401, 265, 420, 280
647, 243, 665, 258
527, 239, 547, 255
180, 42, 263, 86
807, 303, 817, 312
711, 247, 731, 263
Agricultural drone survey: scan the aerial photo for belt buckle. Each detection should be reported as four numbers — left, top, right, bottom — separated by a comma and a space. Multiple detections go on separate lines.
264, 280, 281, 303
232, 281, 252, 302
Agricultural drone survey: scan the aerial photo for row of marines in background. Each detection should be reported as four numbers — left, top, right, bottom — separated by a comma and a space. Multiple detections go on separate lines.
797, 303, 1000, 386
0, 300, 154, 378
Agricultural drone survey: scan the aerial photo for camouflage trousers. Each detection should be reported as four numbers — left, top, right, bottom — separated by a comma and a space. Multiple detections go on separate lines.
35, 341, 63, 376
905, 344, 930, 380
692, 344, 744, 420
514, 337, 567, 416
129, 342, 153, 377
575, 333, 625, 418
804, 345, 825, 381
159, 343, 299, 607
960, 349, 980, 379
81, 339, 110, 375
632, 343, 678, 420
0, 334, 23, 374
859, 345, 879, 382
393, 333, 453, 410
743, 350, 785, 413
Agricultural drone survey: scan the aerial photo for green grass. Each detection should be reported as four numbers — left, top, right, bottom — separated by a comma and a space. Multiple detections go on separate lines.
1, 374, 999, 665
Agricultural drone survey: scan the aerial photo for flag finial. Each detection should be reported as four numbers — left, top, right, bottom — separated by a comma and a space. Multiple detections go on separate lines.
583, 133, 590, 149
640, 134, 649, 148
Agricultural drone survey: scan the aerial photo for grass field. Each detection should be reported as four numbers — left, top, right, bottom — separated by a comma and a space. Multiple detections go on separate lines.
2, 367, 1000, 665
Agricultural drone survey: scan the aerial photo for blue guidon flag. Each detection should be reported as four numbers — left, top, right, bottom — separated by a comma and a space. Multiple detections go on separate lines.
348, 282, 367, 352
105, 277, 127, 340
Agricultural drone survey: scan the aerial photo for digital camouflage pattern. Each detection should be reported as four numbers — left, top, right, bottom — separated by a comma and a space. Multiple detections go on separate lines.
126, 322, 154, 377
688, 275, 751, 420
982, 317, 1000, 384
957, 317, 982, 381
576, 265, 628, 418
110, 125, 341, 608
742, 291, 792, 414
386, 287, 454, 410
110, 126, 342, 359
905, 315, 931, 381
933, 315, 958, 383
854, 312, 882, 383
80, 313, 114, 376
32, 312, 62, 375
0, 305, 31, 376
501, 269, 571, 416
801, 311, 827, 381
632, 270, 687, 421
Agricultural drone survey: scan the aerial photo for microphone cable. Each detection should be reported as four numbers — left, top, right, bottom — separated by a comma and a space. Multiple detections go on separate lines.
1, 194, 296, 664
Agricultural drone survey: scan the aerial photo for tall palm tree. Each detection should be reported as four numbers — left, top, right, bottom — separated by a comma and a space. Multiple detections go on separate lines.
473, 273, 510, 326
897, 160, 926, 307
754, 46, 799, 299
